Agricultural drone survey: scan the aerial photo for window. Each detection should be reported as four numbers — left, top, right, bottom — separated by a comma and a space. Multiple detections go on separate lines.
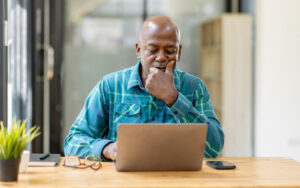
6, 0, 32, 130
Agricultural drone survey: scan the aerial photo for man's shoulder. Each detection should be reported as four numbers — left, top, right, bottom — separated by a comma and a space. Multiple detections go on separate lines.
175, 69, 205, 86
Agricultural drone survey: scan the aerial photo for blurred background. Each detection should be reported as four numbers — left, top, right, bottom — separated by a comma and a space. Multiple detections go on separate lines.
1, 0, 300, 161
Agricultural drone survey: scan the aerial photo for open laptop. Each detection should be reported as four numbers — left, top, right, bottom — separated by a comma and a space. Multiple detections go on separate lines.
115, 123, 208, 171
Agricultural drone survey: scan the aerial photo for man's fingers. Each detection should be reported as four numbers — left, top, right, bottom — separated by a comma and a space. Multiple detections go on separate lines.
111, 143, 117, 160
111, 154, 116, 161
149, 67, 159, 74
113, 143, 117, 152
112, 150, 117, 160
166, 61, 175, 75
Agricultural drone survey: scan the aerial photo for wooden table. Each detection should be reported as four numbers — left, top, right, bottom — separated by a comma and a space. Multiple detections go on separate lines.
1, 157, 300, 187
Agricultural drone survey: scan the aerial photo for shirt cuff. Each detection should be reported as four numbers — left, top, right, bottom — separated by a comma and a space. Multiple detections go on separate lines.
167, 92, 208, 123
92, 139, 114, 161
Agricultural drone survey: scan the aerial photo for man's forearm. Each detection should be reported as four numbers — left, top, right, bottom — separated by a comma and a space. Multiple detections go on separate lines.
64, 131, 114, 161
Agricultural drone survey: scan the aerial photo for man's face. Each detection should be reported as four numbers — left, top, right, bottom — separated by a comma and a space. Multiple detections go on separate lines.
136, 25, 182, 80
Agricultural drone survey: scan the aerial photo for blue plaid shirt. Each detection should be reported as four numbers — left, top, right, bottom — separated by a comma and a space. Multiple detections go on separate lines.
64, 61, 224, 160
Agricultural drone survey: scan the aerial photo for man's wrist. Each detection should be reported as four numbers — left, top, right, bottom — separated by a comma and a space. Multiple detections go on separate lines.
165, 91, 178, 107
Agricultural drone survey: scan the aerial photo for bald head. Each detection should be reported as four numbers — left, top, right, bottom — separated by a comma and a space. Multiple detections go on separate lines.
139, 16, 181, 44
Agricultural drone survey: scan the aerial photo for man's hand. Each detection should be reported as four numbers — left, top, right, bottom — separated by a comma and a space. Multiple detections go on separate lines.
102, 142, 117, 160
145, 61, 178, 107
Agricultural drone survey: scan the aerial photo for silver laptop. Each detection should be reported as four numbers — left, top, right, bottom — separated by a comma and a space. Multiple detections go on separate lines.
115, 123, 208, 172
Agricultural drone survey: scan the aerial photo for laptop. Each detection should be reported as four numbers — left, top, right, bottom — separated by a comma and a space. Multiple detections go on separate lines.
115, 123, 208, 172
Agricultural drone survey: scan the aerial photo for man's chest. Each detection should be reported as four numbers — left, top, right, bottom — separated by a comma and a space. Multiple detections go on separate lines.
109, 95, 174, 124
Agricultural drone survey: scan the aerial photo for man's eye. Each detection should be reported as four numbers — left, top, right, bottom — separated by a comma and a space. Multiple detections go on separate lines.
166, 50, 176, 54
148, 49, 158, 53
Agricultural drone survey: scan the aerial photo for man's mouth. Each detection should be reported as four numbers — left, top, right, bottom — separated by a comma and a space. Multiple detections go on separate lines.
156, 67, 166, 72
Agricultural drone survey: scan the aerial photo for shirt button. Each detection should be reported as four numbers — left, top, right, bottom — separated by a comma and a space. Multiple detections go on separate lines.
174, 111, 178, 115
152, 117, 155, 121
153, 97, 156, 101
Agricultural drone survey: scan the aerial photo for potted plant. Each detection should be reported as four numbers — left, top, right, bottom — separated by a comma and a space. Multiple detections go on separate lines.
0, 120, 40, 182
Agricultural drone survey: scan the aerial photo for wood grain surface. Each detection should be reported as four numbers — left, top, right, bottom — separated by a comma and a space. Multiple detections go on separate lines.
1, 157, 300, 188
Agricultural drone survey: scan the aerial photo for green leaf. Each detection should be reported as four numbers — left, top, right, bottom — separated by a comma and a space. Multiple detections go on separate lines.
0, 119, 41, 159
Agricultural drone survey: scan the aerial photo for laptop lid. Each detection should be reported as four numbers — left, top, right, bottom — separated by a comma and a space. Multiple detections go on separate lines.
115, 123, 208, 171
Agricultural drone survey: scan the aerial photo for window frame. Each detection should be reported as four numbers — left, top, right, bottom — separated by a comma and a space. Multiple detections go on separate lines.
0, 0, 8, 126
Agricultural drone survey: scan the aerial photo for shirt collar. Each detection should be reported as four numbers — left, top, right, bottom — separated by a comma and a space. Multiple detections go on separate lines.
127, 60, 181, 91
127, 60, 142, 90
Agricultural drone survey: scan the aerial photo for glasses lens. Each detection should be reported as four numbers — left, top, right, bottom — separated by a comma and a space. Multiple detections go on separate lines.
65, 156, 80, 167
85, 155, 101, 170
85, 155, 99, 165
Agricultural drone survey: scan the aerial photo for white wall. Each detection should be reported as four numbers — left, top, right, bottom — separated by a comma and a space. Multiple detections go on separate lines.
255, 0, 300, 161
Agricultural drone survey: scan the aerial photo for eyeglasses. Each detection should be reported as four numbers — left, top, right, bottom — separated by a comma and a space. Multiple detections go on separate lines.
63, 155, 102, 170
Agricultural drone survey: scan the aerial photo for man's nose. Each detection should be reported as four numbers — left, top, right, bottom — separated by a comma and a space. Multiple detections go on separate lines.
156, 50, 167, 63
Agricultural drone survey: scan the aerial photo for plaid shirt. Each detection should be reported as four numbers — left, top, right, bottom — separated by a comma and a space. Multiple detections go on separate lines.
64, 61, 224, 160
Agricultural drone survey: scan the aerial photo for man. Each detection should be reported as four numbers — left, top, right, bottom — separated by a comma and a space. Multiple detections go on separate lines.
64, 16, 224, 161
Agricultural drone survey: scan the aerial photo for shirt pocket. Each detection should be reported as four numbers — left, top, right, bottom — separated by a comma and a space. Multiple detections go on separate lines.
113, 103, 141, 124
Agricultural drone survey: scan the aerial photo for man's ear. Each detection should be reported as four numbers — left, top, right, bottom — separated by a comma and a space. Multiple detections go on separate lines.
177, 44, 182, 62
135, 42, 141, 59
